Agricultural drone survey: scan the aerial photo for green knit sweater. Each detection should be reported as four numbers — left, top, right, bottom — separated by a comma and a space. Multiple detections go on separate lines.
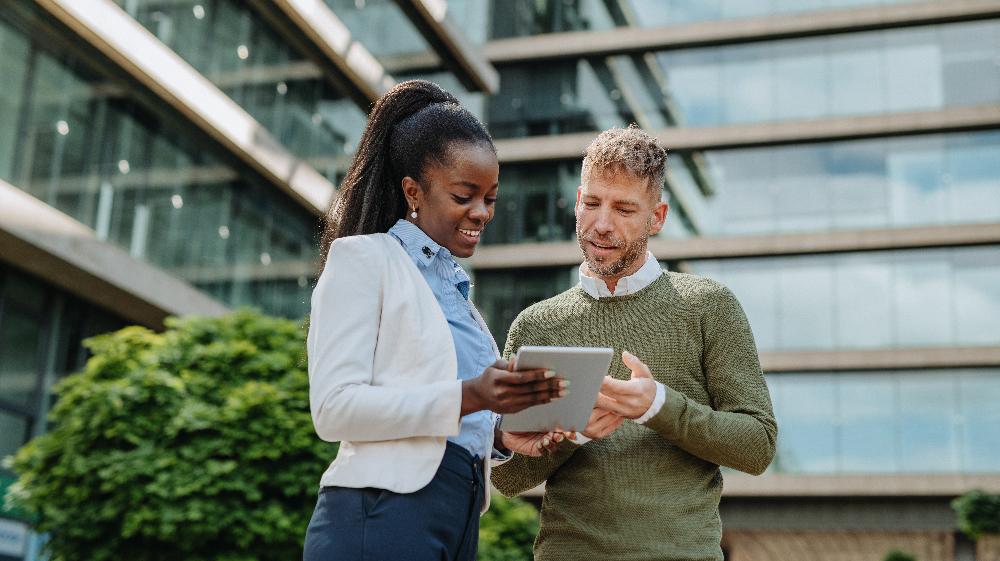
492, 272, 777, 561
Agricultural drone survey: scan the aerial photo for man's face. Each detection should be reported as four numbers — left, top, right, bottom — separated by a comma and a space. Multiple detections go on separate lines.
575, 169, 668, 280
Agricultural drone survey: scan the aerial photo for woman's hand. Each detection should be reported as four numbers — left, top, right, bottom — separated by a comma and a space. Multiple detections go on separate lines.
461, 359, 566, 416
500, 431, 574, 457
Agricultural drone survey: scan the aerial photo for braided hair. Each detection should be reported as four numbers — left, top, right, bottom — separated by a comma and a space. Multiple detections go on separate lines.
319, 80, 495, 267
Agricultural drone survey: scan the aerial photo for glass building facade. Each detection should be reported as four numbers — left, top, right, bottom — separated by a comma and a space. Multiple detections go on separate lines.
488, 20, 1000, 137
1, 0, 999, 559
0, 11, 320, 321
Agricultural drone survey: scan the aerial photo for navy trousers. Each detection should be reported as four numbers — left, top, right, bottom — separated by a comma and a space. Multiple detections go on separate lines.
303, 442, 484, 561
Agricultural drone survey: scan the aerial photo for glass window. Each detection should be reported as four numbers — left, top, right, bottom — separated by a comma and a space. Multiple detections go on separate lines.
680, 131, 1000, 238
777, 260, 835, 349
898, 376, 958, 472
488, 0, 940, 38
0, 14, 319, 319
115, 0, 365, 177
837, 375, 897, 472
834, 257, 893, 348
686, 246, 1000, 352
490, 21, 1000, 137
473, 267, 577, 343
767, 370, 999, 475
769, 374, 837, 473
959, 372, 1000, 471
0, 306, 43, 410
0, 410, 30, 460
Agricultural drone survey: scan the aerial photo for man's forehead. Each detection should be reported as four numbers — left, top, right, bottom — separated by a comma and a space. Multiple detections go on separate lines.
581, 170, 649, 201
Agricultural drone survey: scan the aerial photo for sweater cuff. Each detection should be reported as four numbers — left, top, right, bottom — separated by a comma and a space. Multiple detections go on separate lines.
634, 382, 666, 425
644, 383, 690, 439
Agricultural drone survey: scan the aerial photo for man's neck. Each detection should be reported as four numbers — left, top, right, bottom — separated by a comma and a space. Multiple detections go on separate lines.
582, 255, 647, 293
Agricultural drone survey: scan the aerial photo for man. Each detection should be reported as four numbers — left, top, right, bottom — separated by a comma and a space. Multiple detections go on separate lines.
492, 126, 777, 561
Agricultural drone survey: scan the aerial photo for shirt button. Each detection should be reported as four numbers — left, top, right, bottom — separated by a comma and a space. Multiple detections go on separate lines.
422, 246, 433, 258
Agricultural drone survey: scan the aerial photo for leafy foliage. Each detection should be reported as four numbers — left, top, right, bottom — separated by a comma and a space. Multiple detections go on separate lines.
6, 310, 335, 561
478, 492, 539, 561
953, 490, 1000, 540
883, 549, 917, 561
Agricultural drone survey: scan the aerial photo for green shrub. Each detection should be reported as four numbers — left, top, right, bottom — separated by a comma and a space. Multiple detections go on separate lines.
6, 310, 335, 561
479, 493, 539, 561
883, 549, 917, 561
953, 490, 1000, 540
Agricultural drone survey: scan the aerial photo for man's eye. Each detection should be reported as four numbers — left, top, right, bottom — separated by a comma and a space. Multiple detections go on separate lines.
619, 209, 635, 216
584, 202, 598, 208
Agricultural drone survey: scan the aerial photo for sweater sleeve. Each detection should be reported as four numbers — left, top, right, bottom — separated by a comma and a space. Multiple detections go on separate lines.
490, 312, 582, 497
643, 285, 777, 475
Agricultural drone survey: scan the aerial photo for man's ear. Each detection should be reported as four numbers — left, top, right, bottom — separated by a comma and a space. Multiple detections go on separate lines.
649, 201, 669, 235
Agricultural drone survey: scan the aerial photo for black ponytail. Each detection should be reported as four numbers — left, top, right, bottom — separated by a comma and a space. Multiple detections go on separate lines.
318, 80, 495, 268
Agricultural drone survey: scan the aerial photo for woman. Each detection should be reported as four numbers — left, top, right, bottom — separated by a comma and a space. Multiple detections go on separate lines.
304, 80, 567, 561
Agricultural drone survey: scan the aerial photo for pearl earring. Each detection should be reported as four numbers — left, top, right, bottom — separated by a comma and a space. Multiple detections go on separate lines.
410, 209, 418, 219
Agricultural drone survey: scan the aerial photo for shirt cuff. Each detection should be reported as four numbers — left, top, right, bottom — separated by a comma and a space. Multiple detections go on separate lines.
634, 382, 666, 425
491, 414, 513, 461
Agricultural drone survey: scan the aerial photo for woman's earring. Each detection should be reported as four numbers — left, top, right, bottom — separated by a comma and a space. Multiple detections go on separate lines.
410, 208, 418, 219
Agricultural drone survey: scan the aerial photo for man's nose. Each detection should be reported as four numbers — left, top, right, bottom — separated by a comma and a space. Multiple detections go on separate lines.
592, 207, 614, 234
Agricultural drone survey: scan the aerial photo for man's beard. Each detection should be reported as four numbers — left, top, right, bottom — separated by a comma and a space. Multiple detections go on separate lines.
576, 223, 650, 278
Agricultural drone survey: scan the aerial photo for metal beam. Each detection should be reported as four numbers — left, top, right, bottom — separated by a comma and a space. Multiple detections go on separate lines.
495, 104, 1000, 162
393, 0, 499, 93
247, 0, 394, 107
0, 180, 229, 330
32, 0, 337, 216
761, 347, 1000, 372
722, 474, 1000, 498
483, 0, 1000, 63
468, 223, 1000, 269
519, 473, 1000, 499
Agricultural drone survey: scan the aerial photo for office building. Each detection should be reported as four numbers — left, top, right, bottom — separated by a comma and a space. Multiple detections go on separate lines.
1, 1, 998, 559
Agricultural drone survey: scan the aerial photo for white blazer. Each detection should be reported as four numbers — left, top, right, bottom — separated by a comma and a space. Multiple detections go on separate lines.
307, 233, 498, 512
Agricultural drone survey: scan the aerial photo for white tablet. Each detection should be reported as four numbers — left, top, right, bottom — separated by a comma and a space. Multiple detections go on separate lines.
499, 346, 614, 433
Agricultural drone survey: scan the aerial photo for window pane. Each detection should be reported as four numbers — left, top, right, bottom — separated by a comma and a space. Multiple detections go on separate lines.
0, 307, 44, 409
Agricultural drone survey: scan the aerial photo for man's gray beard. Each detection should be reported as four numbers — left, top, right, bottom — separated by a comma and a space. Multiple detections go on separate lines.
576, 226, 650, 278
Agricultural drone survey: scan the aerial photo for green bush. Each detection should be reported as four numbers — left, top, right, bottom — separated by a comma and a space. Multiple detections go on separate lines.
883, 549, 917, 561
6, 310, 335, 561
953, 490, 1000, 540
478, 493, 539, 561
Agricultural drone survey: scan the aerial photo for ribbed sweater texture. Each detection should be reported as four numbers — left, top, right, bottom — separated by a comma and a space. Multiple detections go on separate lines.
492, 272, 777, 561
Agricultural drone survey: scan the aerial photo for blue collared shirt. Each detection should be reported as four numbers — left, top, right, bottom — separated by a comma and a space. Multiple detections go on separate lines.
388, 219, 498, 460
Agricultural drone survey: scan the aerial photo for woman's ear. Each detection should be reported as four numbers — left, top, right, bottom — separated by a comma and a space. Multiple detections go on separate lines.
401, 176, 422, 211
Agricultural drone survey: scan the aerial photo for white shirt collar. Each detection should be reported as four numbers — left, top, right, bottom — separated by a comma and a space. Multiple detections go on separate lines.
578, 251, 664, 299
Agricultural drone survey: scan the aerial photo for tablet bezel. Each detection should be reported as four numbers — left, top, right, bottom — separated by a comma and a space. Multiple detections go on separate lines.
499, 346, 614, 433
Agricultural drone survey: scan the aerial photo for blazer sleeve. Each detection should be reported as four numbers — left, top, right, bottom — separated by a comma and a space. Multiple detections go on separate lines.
307, 236, 462, 443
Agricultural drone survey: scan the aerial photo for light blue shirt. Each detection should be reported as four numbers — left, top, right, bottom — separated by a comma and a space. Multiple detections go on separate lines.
388, 220, 499, 460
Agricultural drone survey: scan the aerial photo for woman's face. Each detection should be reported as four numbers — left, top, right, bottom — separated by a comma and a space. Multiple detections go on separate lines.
402, 142, 499, 258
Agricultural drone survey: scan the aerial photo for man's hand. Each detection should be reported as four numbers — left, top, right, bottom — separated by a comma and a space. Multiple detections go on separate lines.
581, 407, 624, 439
595, 351, 657, 419
501, 431, 573, 456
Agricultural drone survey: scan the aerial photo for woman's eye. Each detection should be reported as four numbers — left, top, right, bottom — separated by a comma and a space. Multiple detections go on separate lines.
485, 198, 497, 205
453, 195, 472, 204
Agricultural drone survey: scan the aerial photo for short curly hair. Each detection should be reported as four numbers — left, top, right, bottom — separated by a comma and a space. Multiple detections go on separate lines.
581, 125, 667, 199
